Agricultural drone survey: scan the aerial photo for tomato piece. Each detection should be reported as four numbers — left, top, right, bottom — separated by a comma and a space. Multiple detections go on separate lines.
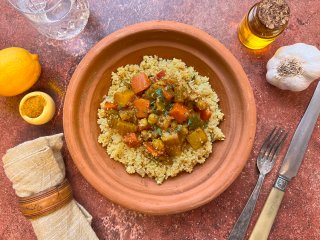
123, 133, 140, 148
104, 102, 117, 110
156, 70, 166, 80
200, 109, 212, 121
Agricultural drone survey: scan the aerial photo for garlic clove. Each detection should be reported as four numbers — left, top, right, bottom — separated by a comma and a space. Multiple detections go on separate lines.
266, 69, 278, 81
273, 75, 309, 91
302, 53, 320, 64
302, 62, 320, 81
275, 43, 314, 59
266, 56, 281, 70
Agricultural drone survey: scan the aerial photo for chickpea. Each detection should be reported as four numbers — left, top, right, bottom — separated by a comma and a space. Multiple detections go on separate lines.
138, 118, 149, 130
174, 85, 187, 102
148, 113, 159, 125
170, 120, 178, 130
154, 80, 166, 86
141, 130, 151, 141
152, 139, 165, 152
156, 99, 165, 112
196, 99, 208, 110
180, 125, 189, 135
151, 130, 160, 138
157, 115, 172, 130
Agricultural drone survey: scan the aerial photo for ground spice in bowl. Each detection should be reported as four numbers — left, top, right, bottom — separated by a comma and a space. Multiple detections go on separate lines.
21, 95, 46, 118
19, 91, 56, 125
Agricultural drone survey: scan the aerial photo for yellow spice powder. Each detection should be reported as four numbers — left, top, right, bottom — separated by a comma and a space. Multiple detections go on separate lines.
21, 96, 46, 118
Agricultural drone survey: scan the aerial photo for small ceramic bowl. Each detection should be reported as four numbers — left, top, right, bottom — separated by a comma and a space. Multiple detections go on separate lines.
63, 21, 256, 215
19, 91, 55, 125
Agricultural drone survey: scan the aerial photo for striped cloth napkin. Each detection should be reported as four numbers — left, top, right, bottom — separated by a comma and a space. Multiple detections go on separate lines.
2, 133, 98, 240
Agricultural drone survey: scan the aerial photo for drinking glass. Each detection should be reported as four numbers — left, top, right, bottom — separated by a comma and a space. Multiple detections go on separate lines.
7, 0, 90, 40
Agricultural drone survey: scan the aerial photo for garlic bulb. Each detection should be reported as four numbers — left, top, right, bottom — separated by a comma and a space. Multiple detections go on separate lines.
266, 43, 320, 91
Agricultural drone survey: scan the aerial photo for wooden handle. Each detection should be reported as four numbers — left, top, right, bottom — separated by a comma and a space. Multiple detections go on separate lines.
249, 187, 285, 240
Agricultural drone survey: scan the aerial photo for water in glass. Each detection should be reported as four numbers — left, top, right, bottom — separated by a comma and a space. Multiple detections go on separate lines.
11, 0, 89, 40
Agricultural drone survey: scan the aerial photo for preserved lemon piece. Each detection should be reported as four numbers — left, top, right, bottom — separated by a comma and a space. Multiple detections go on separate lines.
187, 128, 208, 150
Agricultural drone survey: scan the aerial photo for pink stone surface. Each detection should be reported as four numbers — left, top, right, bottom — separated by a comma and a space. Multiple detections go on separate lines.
1, 0, 320, 239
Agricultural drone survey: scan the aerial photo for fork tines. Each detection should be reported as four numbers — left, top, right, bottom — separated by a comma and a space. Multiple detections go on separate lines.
259, 127, 288, 162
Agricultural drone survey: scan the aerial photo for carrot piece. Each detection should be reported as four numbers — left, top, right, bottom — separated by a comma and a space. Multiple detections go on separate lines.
143, 142, 163, 157
200, 109, 212, 121
133, 98, 150, 118
169, 103, 190, 123
156, 70, 166, 80
162, 90, 173, 101
104, 102, 117, 110
123, 133, 140, 148
131, 72, 151, 94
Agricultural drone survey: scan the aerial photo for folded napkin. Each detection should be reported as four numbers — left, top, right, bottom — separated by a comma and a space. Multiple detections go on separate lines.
2, 133, 98, 240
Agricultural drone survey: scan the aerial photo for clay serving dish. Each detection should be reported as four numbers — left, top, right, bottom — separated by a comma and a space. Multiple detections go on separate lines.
63, 21, 256, 215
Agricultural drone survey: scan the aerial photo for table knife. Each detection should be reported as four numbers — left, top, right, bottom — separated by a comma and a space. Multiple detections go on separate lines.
249, 81, 320, 240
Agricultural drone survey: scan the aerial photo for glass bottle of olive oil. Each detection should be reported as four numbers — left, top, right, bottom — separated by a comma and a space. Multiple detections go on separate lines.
238, 0, 290, 50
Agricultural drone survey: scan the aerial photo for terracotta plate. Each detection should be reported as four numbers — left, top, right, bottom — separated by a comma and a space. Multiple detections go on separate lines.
63, 21, 256, 215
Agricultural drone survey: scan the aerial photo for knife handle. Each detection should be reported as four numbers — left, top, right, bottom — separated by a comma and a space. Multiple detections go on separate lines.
249, 176, 288, 240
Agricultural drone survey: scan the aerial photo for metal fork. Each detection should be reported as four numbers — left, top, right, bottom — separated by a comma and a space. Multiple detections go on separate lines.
228, 127, 288, 240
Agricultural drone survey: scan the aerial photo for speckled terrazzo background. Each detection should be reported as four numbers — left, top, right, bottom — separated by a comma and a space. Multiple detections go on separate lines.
1, 0, 320, 239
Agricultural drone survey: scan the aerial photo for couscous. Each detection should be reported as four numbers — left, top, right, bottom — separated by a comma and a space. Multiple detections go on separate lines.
98, 56, 224, 184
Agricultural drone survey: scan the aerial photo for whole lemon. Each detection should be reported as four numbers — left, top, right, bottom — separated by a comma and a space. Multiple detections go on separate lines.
0, 47, 41, 96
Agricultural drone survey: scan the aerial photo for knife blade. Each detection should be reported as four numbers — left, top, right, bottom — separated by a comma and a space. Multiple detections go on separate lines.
249, 81, 320, 240
279, 81, 320, 180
